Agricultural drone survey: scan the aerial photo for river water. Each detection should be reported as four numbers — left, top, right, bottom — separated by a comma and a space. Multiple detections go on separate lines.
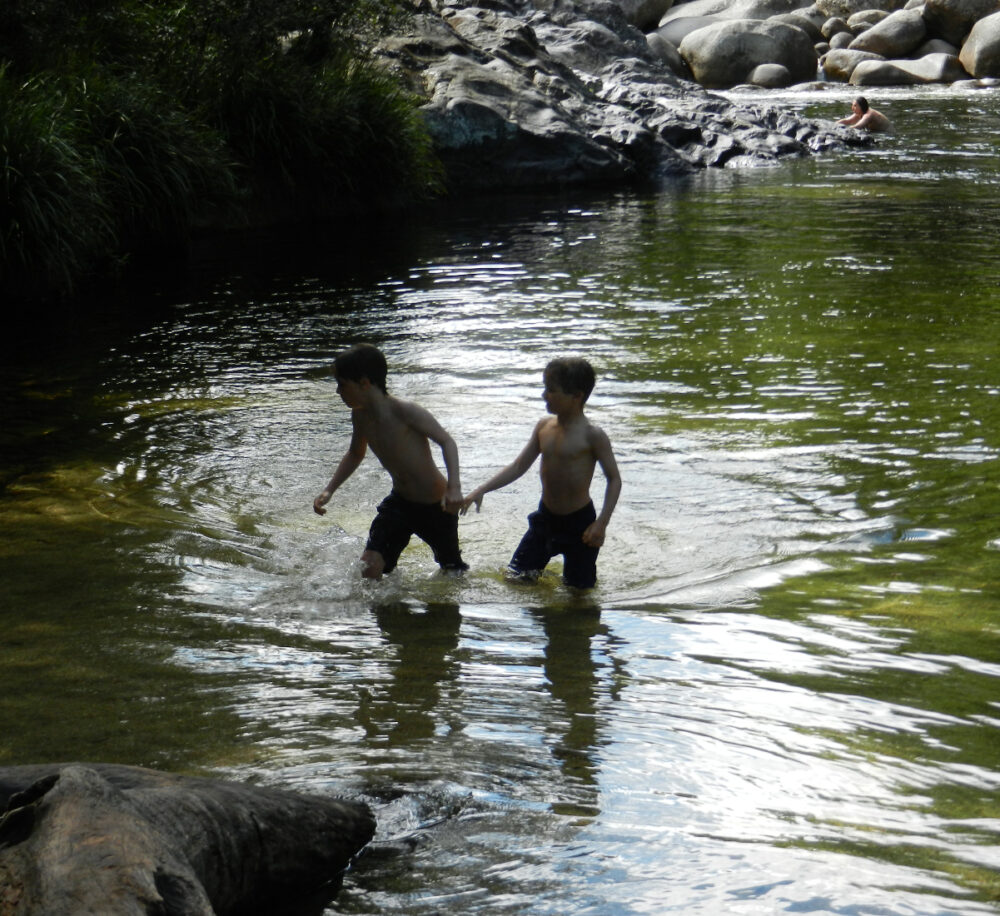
2, 87, 1000, 914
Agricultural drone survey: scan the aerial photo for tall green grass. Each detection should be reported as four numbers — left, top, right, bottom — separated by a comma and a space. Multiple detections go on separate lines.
0, 0, 439, 303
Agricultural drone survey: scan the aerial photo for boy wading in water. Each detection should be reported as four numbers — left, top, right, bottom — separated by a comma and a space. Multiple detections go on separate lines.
313, 344, 468, 578
462, 357, 621, 589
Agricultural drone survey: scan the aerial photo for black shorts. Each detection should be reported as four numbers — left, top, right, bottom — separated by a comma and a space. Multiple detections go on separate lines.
366, 491, 468, 574
508, 500, 599, 589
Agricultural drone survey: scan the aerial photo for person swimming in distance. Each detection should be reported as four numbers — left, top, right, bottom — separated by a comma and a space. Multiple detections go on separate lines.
837, 96, 891, 132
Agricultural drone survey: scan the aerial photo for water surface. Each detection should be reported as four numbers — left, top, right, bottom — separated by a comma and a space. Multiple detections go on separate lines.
2, 86, 1000, 914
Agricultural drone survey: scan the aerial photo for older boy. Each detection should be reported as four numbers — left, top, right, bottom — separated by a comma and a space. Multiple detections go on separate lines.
461, 357, 621, 589
313, 343, 467, 578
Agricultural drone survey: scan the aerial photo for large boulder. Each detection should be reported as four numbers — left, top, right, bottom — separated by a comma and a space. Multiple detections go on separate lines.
620, 0, 675, 30
0, 763, 375, 916
958, 9, 1000, 74
923, 0, 1000, 45
815, 0, 907, 17
679, 18, 819, 87
654, 15, 720, 45
820, 46, 886, 78
850, 50, 969, 81
646, 30, 694, 77
659, 0, 808, 24
848, 7, 927, 54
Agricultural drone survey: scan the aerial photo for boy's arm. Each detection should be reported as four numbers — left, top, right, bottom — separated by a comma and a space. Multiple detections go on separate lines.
582, 426, 621, 547
461, 421, 542, 514
397, 401, 464, 510
313, 423, 367, 516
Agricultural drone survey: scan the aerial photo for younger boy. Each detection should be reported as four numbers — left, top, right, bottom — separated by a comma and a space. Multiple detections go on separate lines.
461, 357, 621, 589
313, 343, 467, 578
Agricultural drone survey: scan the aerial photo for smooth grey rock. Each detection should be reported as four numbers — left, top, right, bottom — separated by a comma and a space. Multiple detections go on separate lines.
679, 18, 818, 87
851, 50, 968, 81
815, 0, 905, 16
829, 28, 855, 45
820, 46, 886, 78
770, 10, 825, 39
621, 0, 675, 30
659, 0, 807, 24
959, 9, 1000, 74
748, 61, 796, 83
847, 9, 891, 29
923, 0, 1000, 45
822, 15, 851, 36
848, 7, 927, 53
646, 30, 695, 76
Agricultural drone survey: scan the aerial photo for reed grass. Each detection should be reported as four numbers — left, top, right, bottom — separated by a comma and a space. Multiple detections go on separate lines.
0, 0, 437, 303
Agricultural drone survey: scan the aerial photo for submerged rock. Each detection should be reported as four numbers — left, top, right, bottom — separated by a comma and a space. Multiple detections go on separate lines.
378, 0, 867, 193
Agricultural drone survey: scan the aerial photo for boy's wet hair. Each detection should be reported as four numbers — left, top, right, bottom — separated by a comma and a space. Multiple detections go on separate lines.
545, 357, 596, 402
855, 95, 869, 113
335, 343, 388, 394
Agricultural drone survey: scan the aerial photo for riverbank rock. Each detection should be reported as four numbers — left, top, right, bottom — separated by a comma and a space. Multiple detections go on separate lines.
959, 9, 1000, 74
678, 18, 818, 87
375, 0, 867, 192
0, 762, 374, 915
645, 0, 1000, 89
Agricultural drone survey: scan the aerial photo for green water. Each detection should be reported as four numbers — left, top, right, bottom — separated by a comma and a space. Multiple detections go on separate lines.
2, 87, 1000, 913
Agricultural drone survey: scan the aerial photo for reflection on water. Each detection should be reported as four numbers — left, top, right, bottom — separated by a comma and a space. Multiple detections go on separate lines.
2, 88, 1000, 914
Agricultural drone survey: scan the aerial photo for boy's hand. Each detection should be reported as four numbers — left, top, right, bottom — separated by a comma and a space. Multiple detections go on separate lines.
582, 519, 607, 547
459, 492, 483, 515
313, 491, 332, 516
442, 483, 464, 515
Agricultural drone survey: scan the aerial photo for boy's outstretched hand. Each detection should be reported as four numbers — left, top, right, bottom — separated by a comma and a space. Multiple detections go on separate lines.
313, 491, 332, 516
459, 492, 484, 515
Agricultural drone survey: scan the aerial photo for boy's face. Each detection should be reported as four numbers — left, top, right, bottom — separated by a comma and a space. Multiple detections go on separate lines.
543, 373, 580, 414
335, 374, 367, 408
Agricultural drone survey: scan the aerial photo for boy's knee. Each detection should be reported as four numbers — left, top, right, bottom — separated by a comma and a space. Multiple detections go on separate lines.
361, 550, 386, 579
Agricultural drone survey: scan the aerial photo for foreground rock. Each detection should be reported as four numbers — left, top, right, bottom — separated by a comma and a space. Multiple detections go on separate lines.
377, 0, 868, 192
0, 763, 374, 915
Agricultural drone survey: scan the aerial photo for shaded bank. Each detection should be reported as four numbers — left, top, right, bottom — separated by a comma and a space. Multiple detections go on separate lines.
0, 0, 437, 305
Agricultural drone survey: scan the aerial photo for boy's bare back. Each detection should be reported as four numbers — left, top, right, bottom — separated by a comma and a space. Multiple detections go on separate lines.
352, 395, 457, 507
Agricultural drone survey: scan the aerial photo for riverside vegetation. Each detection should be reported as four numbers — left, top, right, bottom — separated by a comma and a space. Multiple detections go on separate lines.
0, 0, 440, 303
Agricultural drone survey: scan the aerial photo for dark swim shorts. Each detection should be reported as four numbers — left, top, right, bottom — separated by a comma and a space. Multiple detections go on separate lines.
508, 500, 599, 589
366, 490, 468, 574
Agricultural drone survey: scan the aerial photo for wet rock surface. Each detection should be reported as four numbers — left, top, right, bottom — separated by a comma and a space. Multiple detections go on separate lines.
378, 0, 869, 192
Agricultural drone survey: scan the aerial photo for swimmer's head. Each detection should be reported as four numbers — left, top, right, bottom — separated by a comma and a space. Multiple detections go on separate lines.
335, 343, 388, 394
544, 357, 596, 402
854, 96, 870, 114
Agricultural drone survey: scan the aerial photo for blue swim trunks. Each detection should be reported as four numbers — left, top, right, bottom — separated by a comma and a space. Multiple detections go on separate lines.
508, 500, 599, 589
366, 490, 468, 574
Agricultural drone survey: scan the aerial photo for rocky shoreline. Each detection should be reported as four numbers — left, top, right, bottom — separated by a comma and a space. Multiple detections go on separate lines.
377, 0, 874, 192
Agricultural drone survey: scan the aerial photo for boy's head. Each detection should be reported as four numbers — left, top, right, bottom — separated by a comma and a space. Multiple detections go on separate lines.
854, 96, 869, 114
335, 344, 388, 394
544, 357, 596, 403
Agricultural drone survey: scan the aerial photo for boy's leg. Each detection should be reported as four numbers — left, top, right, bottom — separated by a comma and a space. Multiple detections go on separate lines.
556, 501, 599, 589
413, 503, 468, 573
561, 542, 599, 589
365, 493, 412, 578
508, 505, 552, 581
